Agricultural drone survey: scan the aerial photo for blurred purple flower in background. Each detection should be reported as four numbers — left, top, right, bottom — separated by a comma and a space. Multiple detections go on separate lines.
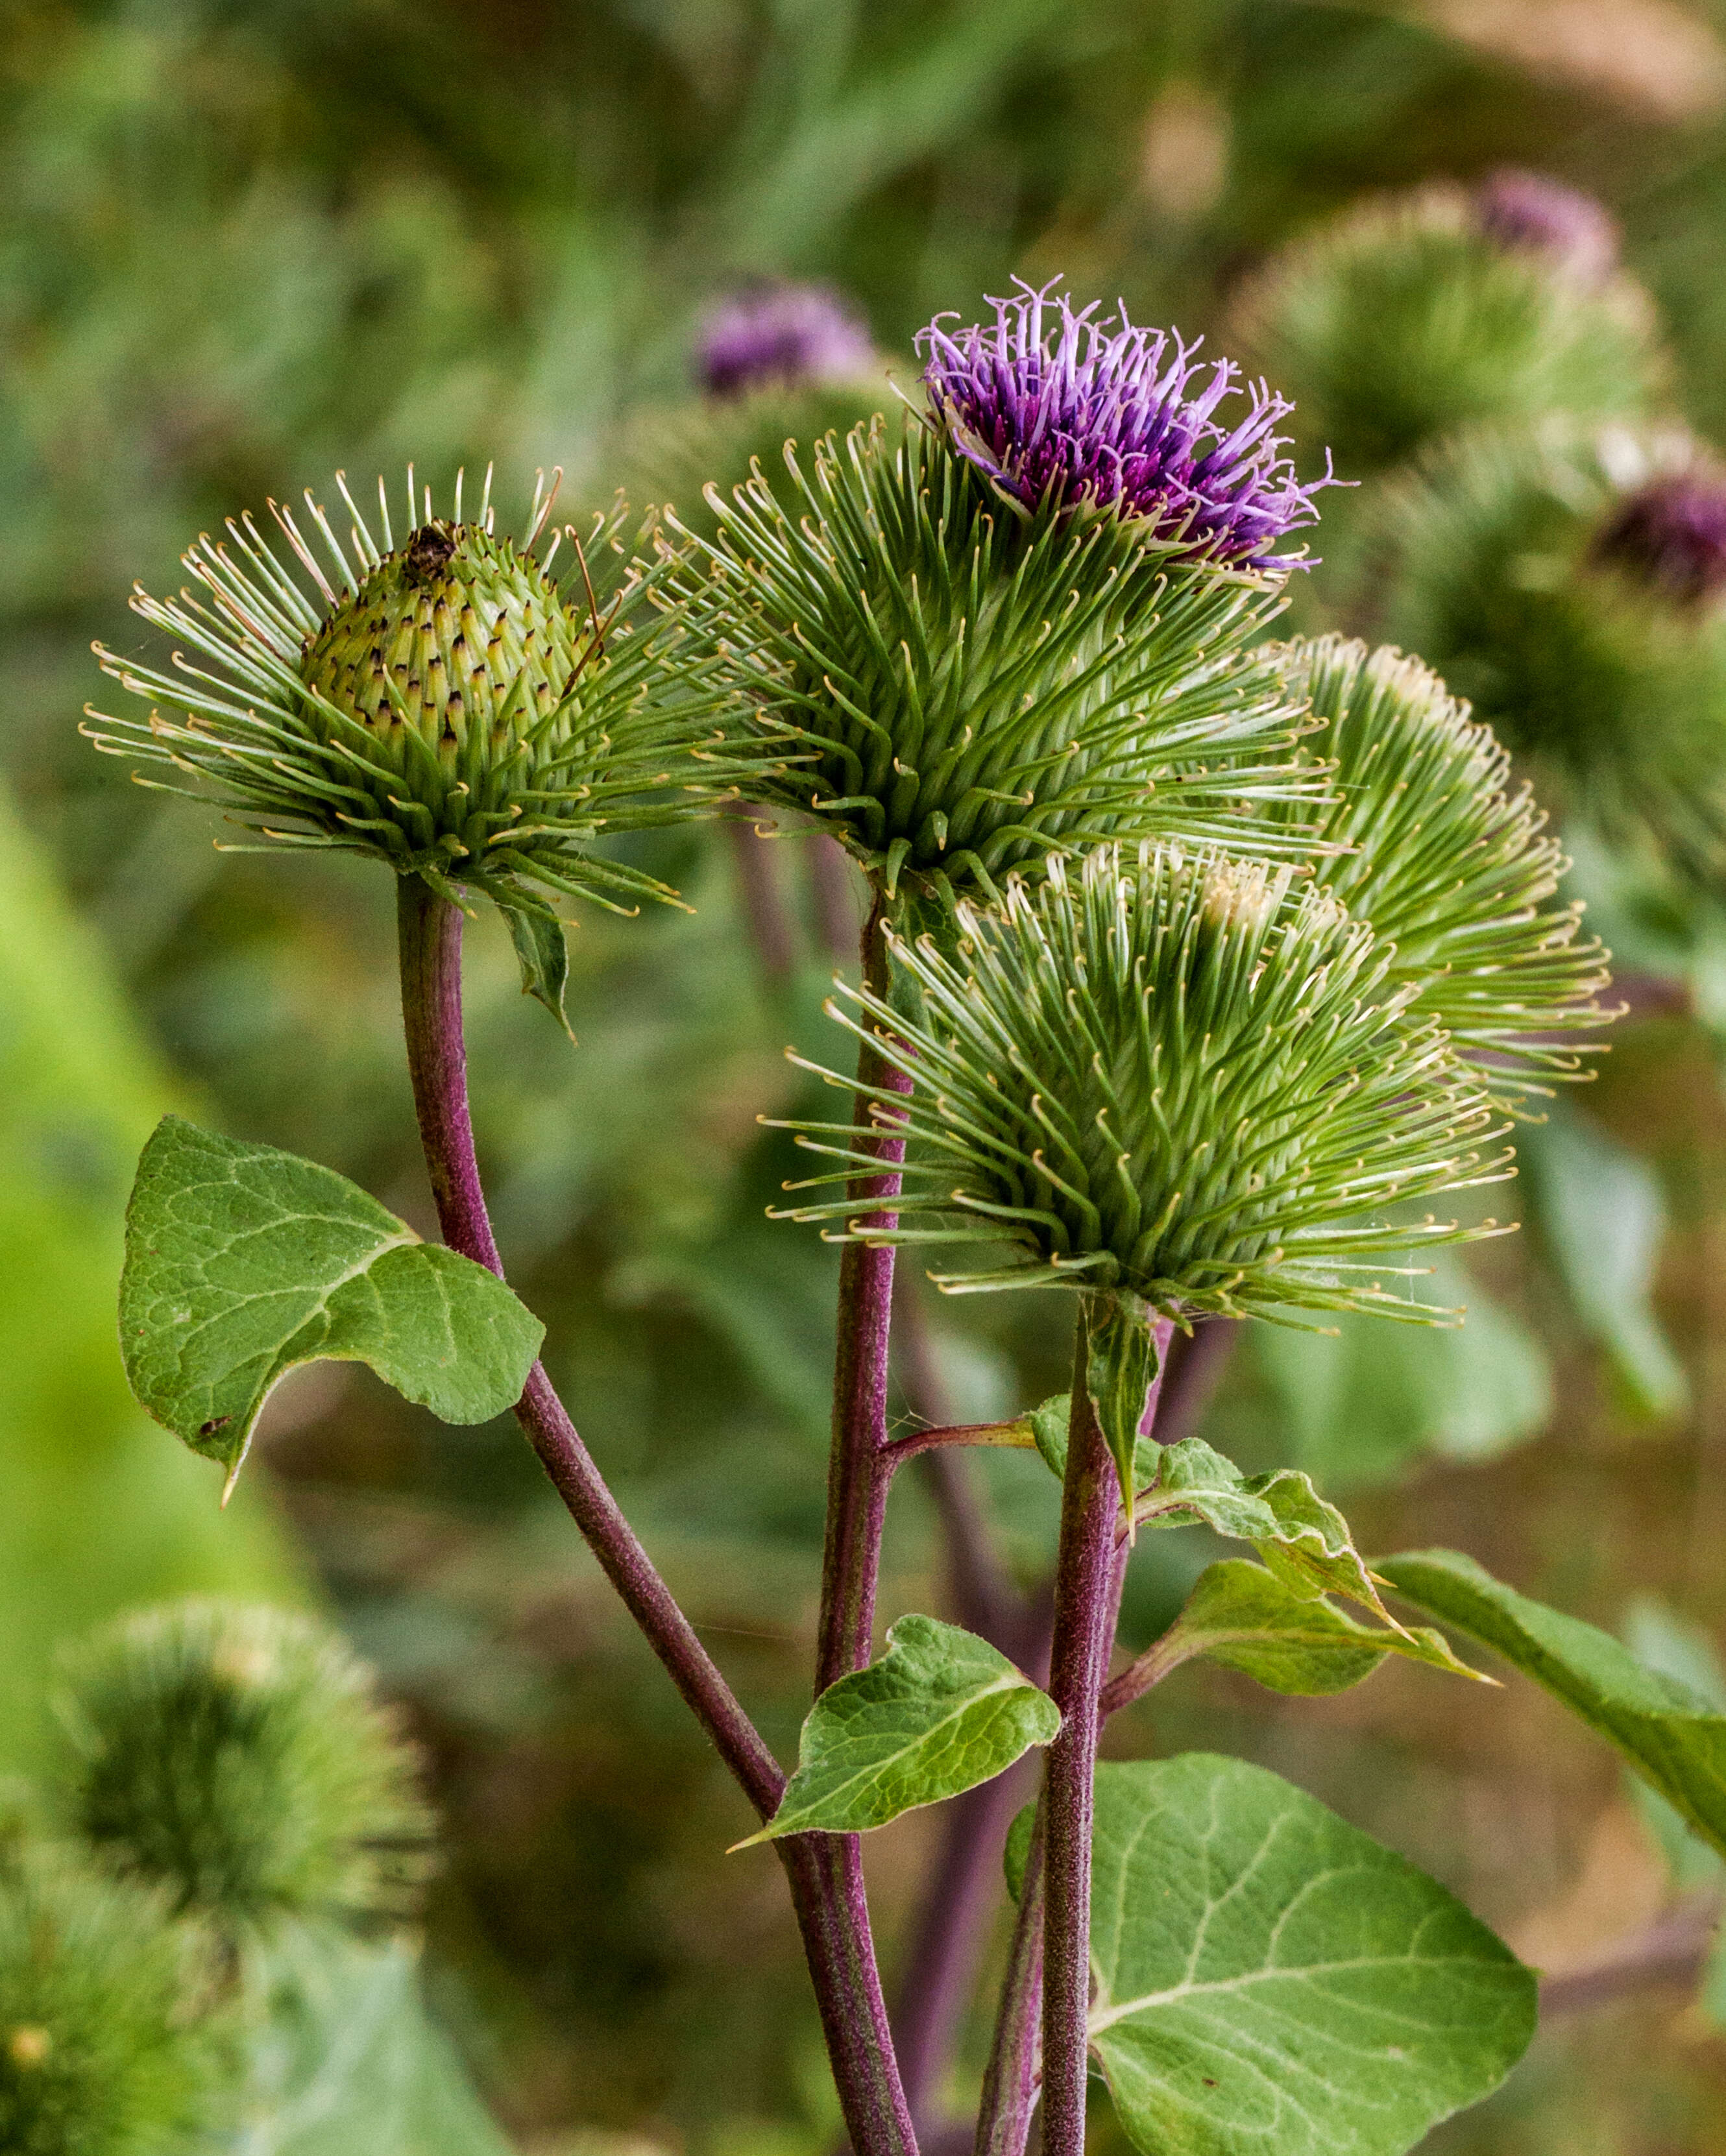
1594, 470, 1726, 607
917, 278, 1332, 567
696, 283, 876, 397
1474, 168, 1620, 284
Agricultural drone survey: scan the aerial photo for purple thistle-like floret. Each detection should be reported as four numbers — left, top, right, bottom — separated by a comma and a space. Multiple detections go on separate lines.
1474, 169, 1619, 284
916, 279, 1334, 568
696, 283, 876, 398
1594, 470, 1726, 608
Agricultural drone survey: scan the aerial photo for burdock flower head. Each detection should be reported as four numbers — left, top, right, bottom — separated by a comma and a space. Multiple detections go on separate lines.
58, 1600, 430, 1933
0, 1852, 215, 2155
777, 845, 1507, 1316
696, 282, 877, 399
86, 469, 727, 1019
675, 284, 1335, 912
1269, 636, 1616, 1111
918, 278, 1333, 566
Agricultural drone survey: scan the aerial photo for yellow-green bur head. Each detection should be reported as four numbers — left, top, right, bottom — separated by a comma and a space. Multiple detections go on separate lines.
88, 470, 731, 949
299, 520, 585, 786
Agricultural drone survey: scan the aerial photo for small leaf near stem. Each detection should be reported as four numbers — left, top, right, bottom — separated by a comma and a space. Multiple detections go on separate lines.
1100, 1559, 1487, 1715
733, 1615, 1058, 1845
1084, 1292, 1161, 1541
499, 895, 575, 1039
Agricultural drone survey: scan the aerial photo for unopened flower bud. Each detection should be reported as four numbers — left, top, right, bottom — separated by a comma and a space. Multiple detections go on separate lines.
58, 1600, 430, 1932
776, 847, 1509, 1320
86, 469, 729, 930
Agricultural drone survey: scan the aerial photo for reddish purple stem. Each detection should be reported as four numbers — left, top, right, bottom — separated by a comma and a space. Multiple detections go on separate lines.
888, 1272, 1051, 2133
1039, 1357, 1122, 2156
396, 875, 914, 2156
974, 1316, 1175, 2156
816, 897, 910, 1691
975, 1799, 1047, 2156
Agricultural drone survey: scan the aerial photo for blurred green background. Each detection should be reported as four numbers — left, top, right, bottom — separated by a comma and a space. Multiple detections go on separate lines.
12, 1, 1726, 2149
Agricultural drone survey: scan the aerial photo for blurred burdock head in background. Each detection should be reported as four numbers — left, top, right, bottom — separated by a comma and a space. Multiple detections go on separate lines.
1232, 187, 1662, 477
775, 846, 1507, 1318
918, 277, 1333, 567
1267, 635, 1616, 1111
1376, 424, 1726, 880
85, 467, 736, 945
0, 1852, 217, 2156
58, 1601, 430, 1936
697, 282, 877, 398
1473, 168, 1620, 285
1592, 466, 1726, 607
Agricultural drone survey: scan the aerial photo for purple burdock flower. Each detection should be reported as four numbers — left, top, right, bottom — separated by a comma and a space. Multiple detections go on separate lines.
1474, 169, 1619, 284
696, 283, 876, 398
1594, 470, 1726, 608
917, 278, 1333, 568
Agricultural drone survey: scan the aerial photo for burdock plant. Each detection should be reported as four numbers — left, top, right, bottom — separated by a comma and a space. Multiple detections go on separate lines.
58, 1601, 430, 1934
0, 1853, 217, 2156
83, 288, 1726, 2156
673, 280, 1332, 915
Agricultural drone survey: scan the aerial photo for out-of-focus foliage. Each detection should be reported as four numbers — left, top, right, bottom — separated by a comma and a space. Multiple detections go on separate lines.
0, 790, 297, 1777
13, 0, 1726, 2150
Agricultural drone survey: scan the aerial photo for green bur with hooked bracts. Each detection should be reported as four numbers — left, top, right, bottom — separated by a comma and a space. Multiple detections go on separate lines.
86, 472, 742, 1024
1267, 633, 1614, 1109
670, 417, 1325, 913
778, 844, 1511, 1317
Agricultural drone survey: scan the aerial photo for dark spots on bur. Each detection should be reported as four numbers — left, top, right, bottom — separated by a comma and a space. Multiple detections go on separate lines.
404, 524, 457, 587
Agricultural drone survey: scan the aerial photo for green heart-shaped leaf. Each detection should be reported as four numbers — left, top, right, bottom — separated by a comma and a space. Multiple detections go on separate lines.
121, 1117, 544, 1494
734, 1614, 1058, 1846
1125, 1559, 1486, 1699
1085, 1755, 1535, 2156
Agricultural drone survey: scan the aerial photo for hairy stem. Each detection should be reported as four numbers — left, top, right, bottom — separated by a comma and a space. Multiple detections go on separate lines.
894, 1758, 1042, 2130
975, 1800, 1046, 2156
1040, 1329, 1123, 2156
396, 875, 915, 2156
889, 1270, 1049, 2132
973, 1316, 1177, 2156
816, 896, 908, 1690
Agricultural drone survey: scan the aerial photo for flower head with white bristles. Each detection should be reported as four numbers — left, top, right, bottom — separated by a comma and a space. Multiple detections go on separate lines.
86, 468, 732, 950
772, 845, 1510, 1318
